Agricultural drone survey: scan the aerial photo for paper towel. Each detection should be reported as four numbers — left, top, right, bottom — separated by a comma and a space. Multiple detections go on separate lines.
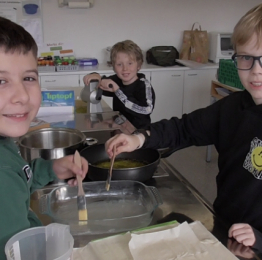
68, 2, 90, 8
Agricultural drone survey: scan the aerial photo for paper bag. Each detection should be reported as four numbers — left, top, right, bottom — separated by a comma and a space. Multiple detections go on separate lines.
180, 23, 209, 63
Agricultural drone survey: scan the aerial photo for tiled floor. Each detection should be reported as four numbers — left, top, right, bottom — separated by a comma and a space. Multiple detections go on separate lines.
165, 145, 219, 205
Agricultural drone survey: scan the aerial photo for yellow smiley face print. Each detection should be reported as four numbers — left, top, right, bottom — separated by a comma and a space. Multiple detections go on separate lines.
251, 147, 262, 171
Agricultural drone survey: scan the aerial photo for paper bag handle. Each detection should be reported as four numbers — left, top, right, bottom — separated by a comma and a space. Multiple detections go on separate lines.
191, 22, 202, 31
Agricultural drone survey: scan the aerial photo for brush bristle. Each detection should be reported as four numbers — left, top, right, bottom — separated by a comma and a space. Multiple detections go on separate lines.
77, 196, 88, 223
78, 209, 88, 221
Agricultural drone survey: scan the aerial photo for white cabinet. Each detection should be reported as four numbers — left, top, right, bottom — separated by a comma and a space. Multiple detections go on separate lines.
183, 69, 217, 114
40, 75, 79, 88
38, 66, 218, 120
150, 70, 184, 122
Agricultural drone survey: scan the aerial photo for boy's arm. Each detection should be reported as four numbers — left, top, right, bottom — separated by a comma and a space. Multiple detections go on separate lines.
99, 74, 118, 97
145, 96, 224, 150
114, 78, 155, 115
83, 72, 101, 86
29, 158, 56, 192
252, 227, 262, 249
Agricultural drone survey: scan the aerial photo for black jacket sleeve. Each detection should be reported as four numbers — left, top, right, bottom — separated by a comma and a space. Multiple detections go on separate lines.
144, 97, 224, 150
252, 227, 262, 250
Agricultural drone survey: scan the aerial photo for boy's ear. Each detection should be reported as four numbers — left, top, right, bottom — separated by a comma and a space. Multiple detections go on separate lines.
137, 61, 143, 71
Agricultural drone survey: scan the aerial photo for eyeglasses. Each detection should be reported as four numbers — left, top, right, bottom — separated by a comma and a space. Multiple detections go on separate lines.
232, 53, 262, 70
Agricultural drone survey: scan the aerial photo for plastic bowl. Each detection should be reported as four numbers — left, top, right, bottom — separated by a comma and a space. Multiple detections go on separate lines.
23, 4, 38, 15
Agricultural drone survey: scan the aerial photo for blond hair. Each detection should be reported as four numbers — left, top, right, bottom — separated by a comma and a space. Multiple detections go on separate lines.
110, 40, 143, 67
232, 4, 262, 51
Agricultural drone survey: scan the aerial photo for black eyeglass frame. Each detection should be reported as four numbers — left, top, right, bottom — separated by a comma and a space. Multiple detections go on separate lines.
232, 53, 262, 70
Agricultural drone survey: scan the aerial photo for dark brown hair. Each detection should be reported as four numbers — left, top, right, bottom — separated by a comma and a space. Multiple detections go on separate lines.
0, 16, 37, 58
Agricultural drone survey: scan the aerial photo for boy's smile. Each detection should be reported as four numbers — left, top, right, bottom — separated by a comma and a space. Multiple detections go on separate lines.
113, 52, 141, 85
237, 34, 262, 105
0, 50, 41, 137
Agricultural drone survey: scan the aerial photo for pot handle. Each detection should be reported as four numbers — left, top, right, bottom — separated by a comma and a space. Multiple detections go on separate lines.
148, 186, 163, 207
39, 194, 49, 214
84, 137, 98, 146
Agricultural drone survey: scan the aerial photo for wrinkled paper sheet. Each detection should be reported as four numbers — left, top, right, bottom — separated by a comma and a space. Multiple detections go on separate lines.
73, 232, 133, 260
73, 221, 238, 260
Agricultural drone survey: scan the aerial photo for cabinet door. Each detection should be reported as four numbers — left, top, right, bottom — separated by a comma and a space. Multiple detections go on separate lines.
40, 75, 79, 88
183, 69, 217, 114
150, 70, 184, 122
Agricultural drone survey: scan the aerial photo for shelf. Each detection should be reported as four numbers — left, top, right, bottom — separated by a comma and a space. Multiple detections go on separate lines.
211, 80, 241, 100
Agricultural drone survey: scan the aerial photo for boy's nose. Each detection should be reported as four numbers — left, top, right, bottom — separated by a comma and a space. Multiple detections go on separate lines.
11, 83, 30, 104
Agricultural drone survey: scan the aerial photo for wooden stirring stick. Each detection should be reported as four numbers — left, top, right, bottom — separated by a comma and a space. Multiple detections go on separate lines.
106, 145, 116, 191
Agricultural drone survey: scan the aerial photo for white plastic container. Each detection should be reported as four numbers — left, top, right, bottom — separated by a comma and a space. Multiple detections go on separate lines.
5, 223, 74, 260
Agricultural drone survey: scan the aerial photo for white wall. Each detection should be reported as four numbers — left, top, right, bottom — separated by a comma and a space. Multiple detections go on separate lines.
42, 0, 261, 63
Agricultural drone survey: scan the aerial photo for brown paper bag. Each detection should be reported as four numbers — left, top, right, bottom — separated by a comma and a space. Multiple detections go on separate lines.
180, 23, 209, 64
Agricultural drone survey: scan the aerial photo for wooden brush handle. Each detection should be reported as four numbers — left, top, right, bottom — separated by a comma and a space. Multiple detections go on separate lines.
109, 145, 116, 177
76, 175, 84, 196
74, 151, 84, 196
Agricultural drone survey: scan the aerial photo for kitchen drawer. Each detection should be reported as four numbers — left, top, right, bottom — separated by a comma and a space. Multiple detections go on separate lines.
40, 75, 79, 88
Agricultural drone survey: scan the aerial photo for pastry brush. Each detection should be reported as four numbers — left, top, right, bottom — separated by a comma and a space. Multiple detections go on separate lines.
74, 150, 88, 222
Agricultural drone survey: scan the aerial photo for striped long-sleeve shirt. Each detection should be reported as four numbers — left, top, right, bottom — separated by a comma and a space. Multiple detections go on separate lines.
102, 73, 155, 129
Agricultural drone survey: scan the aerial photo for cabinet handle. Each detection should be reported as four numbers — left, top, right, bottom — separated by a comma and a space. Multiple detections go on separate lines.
45, 80, 56, 83
172, 74, 181, 77
188, 74, 198, 76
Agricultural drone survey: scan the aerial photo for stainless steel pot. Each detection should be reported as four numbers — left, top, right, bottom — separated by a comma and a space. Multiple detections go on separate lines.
18, 128, 93, 185
18, 128, 88, 162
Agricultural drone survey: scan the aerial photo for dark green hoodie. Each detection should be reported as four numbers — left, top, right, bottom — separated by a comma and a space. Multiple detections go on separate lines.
0, 137, 56, 260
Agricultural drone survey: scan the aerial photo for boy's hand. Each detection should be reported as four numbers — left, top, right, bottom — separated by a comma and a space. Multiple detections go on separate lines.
83, 73, 101, 86
52, 155, 88, 186
227, 238, 255, 259
228, 223, 256, 247
105, 133, 141, 158
100, 79, 119, 92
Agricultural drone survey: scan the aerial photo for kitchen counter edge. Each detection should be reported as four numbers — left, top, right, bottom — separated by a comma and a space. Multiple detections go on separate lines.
38, 63, 219, 76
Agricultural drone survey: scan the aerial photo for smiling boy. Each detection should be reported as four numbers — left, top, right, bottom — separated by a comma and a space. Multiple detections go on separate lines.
105, 4, 262, 250
0, 17, 88, 259
83, 40, 155, 129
